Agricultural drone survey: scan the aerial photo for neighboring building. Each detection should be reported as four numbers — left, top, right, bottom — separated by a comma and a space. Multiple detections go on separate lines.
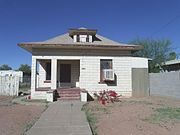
162, 59, 180, 72
18, 28, 149, 100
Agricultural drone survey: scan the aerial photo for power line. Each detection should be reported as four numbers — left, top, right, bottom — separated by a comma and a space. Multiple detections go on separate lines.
150, 14, 180, 37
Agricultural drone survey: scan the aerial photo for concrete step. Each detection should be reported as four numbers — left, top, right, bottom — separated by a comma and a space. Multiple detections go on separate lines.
58, 96, 80, 100
57, 91, 80, 94
56, 88, 82, 100
59, 94, 80, 97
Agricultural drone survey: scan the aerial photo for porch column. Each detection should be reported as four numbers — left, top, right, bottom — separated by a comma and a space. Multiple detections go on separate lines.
31, 56, 37, 94
51, 58, 57, 89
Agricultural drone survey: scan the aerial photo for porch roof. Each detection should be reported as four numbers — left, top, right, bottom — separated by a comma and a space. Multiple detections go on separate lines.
18, 29, 143, 53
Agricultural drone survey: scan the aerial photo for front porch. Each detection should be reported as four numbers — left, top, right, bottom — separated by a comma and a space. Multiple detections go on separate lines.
31, 57, 81, 99
36, 87, 82, 100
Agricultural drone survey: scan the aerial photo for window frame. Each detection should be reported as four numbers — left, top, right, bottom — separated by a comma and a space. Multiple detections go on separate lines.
100, 59, 113, 83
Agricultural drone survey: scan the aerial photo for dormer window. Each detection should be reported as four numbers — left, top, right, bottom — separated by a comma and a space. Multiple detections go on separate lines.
77, 35, 80, 42
69, 28, 97, 43
86, 35, 89, 42
73, 35, 92, 43
80, 35, 86, 42
80, 35, 89, 42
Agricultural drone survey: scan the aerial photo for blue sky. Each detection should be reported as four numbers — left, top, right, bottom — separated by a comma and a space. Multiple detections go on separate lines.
0, 0, 180, 69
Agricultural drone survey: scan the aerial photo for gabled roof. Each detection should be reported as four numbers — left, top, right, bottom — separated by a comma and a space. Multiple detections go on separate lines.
18, 28, 143, 53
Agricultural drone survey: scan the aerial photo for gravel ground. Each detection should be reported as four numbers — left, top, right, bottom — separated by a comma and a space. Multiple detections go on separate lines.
86, 96, 180, 135
0, 96, 46, 135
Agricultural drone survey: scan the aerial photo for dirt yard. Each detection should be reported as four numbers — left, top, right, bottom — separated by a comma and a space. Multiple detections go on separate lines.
0, 96, 46, 135
83, 96, 180, 135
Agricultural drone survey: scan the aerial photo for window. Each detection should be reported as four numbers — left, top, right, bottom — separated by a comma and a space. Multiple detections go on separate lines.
100, 59, 113, 82
86, 35, 89, 42
77, 35, 80, 42
76, 35, 90, 42
46, 62, 51, 80
79, 35, 86, 42
101, 59, 112, 70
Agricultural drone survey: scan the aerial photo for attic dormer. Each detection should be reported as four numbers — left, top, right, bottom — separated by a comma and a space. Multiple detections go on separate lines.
69, 28, 97, 43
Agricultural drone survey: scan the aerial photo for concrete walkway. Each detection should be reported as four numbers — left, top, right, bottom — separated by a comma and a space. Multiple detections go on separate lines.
26, 101, 92, 135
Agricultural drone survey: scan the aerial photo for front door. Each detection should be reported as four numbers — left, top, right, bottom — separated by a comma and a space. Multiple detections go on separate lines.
60, 64, 71, 87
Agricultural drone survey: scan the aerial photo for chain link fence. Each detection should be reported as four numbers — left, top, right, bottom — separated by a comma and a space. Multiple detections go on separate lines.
19, 76, 31, 92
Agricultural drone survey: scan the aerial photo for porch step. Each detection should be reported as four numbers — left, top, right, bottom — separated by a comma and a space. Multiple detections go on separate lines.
56, 88, 81, 100
59, 93, 80, 97
58, 96, 80, 100
57, 90, 80, 94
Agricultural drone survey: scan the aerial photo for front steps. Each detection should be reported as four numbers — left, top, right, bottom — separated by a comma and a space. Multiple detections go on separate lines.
56, 88, 81, 100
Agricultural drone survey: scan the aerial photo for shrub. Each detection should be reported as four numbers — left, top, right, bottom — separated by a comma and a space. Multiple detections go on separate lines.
93, 90, 121, 105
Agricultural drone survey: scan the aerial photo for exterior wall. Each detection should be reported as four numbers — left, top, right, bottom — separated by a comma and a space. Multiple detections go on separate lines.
79, 56, 132, 97
31, 50, 148, 99
131, 57, 148, 68
31, 91, 47, 99
31, 56, 37, 99
150, 71, 180, 99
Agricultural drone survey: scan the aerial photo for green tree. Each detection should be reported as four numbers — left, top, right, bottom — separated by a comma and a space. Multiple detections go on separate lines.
0, 64, 12, 70
18, 64, 31, 75
167, 52, 177, 60
130, 39, 173, 73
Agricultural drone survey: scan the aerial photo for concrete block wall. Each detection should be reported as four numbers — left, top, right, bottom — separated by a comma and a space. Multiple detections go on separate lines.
150, 71, 180, 99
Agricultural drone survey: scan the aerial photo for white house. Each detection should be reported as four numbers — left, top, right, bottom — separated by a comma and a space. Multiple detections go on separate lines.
18, 28, 149, 100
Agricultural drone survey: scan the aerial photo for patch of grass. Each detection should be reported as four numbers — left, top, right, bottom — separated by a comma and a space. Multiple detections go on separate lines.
19, 84, 31, 92
82, 102, 110, 135
85, 110, 98, 135
125, 100, 153, 105
21, 98, 48, 104
82, 103, 98, 135
144, 107, 180, 124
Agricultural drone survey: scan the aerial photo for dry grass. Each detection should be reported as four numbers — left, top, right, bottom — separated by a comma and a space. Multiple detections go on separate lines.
83, 96, 180, 135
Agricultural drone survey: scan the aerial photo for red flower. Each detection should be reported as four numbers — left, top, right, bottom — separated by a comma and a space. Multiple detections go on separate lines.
101, 99, 106, 105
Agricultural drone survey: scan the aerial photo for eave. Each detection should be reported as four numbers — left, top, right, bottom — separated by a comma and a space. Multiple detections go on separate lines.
18, 43, 143, 53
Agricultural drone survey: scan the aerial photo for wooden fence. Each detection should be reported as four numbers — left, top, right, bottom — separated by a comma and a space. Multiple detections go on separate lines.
132, 68, 149, 97
0, 76, 19, 96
